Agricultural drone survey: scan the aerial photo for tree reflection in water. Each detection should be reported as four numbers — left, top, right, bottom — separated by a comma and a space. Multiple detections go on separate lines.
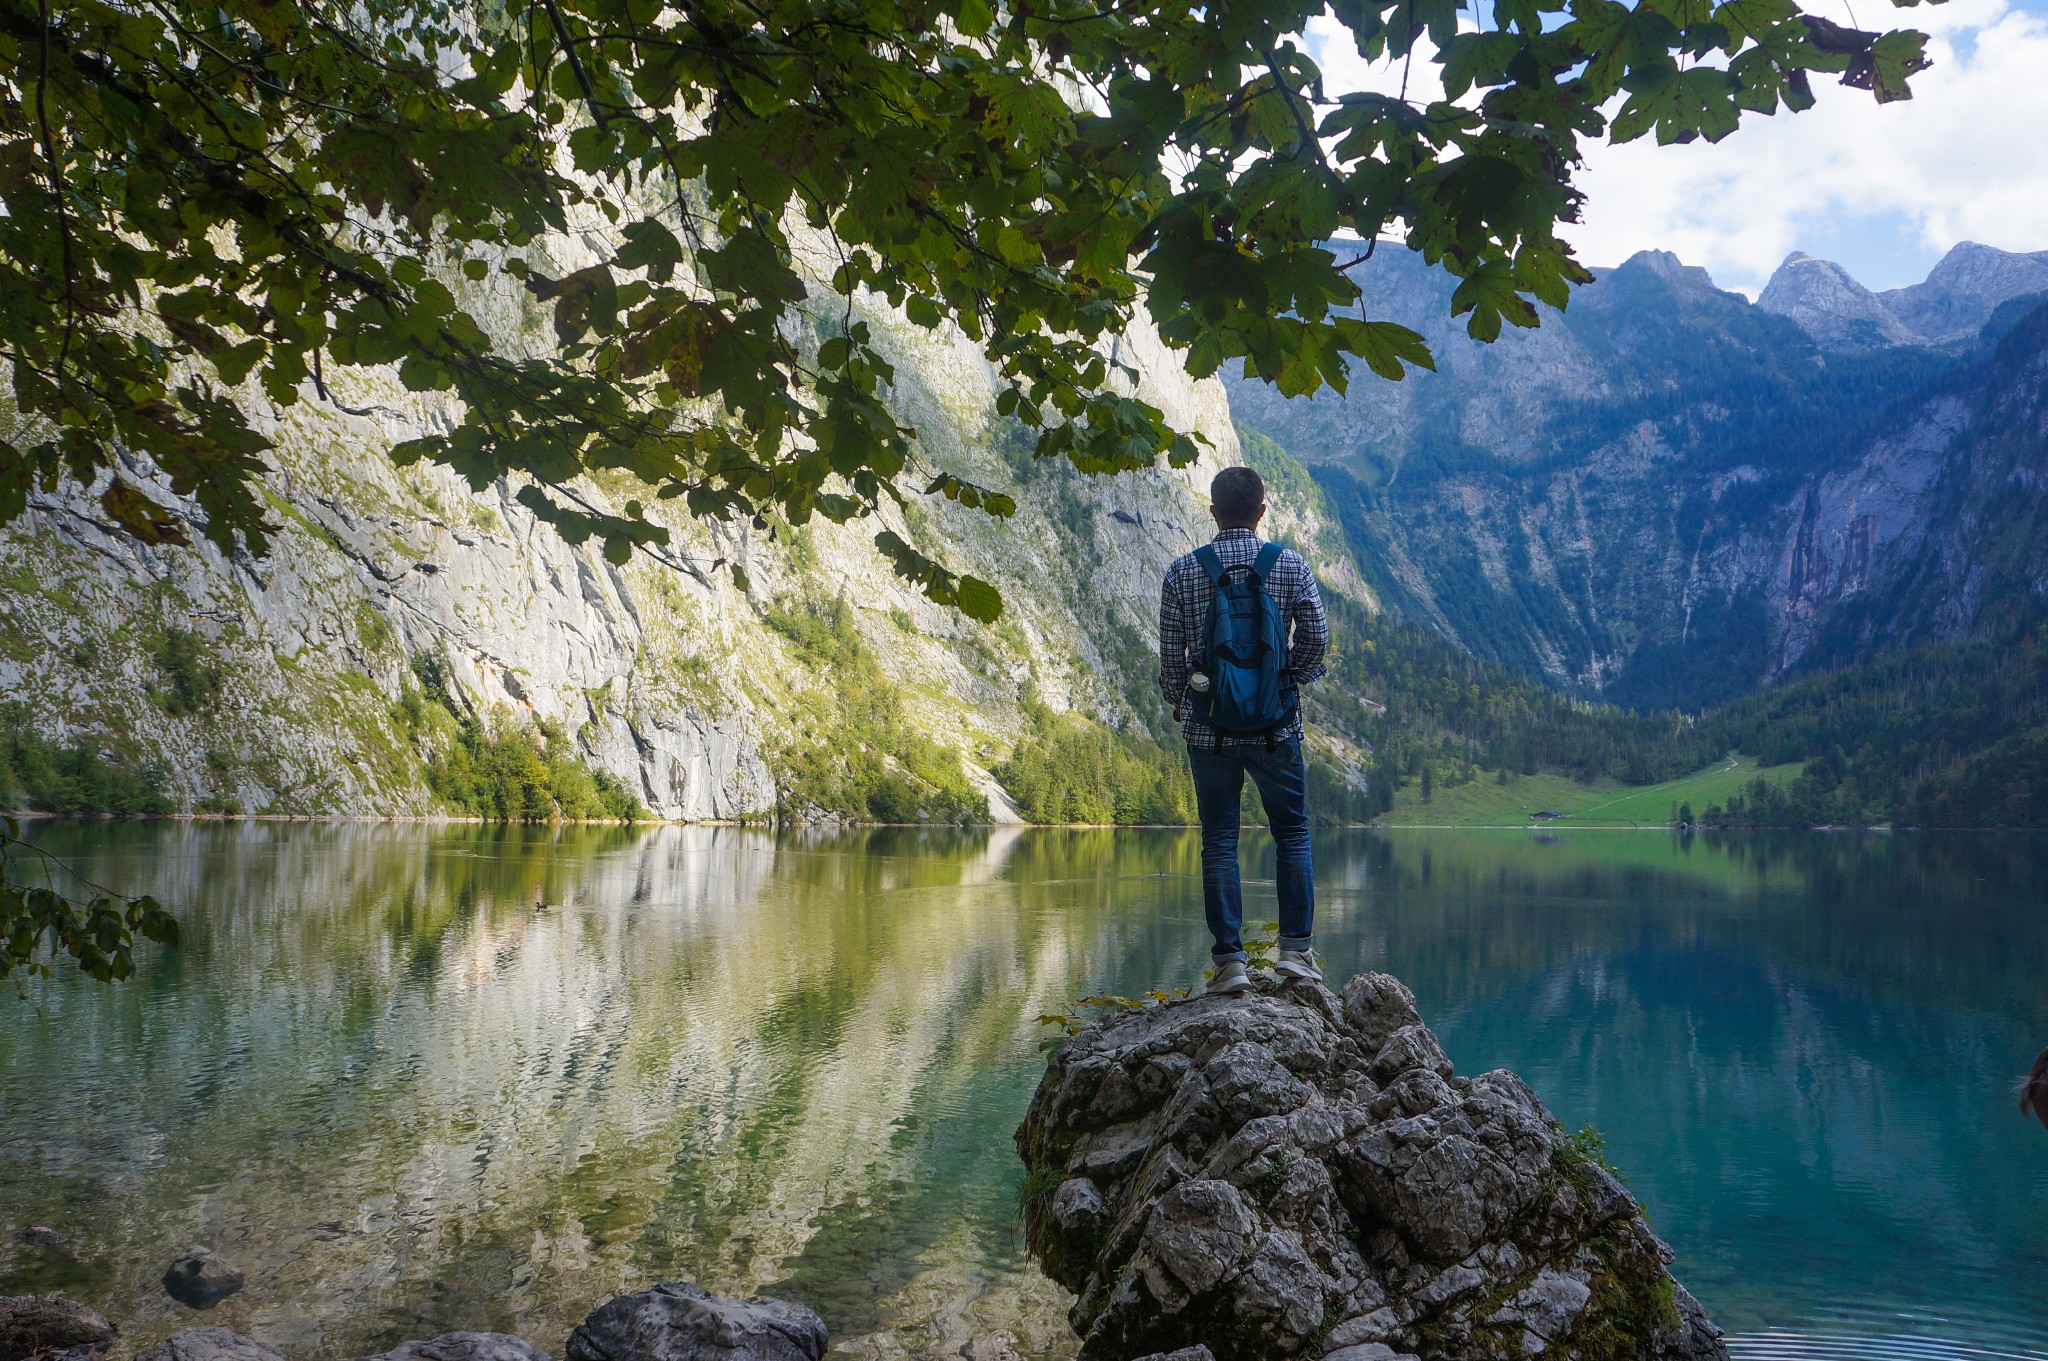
1, 824, 2043, 1360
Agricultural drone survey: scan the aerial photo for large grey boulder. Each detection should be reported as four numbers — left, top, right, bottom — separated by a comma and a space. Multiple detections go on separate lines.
1016, 976, 1727, 1361
565, 1283, 827, 1361
363, 1335, 550, 1361
137, 1328, 285, 1361
0, 1296, 116, 1361
162, 1248, 245, 1310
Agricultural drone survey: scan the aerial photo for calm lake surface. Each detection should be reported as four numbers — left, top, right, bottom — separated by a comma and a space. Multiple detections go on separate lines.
2, 824, 2045, 1361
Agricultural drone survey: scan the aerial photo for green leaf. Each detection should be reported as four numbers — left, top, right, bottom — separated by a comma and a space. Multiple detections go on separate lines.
1844, 30, 1932, 102
956, 0, 995, 37
956, 574, 1003, 622
1440, 32, 1521, 100
615, 220, 685, 281
1714, 0, 1798, 45
1337, 318, 1436, 381
1612, 66, 1743, 144
398, 354, 447, 391
1450, 263, 1539, 342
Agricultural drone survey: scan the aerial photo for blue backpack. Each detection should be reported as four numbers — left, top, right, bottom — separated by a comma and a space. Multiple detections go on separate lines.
1188, 541, 1297, 748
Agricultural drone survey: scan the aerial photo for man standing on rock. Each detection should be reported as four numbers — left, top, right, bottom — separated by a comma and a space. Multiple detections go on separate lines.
1158, 465, 1329, 995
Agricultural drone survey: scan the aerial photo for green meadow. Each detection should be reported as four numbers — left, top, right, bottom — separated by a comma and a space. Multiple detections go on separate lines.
1376, 755, 1801, 828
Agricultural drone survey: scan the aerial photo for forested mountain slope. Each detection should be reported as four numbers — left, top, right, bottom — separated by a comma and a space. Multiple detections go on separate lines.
1695, 621, 2048, 829
1229, 243, 2048, 712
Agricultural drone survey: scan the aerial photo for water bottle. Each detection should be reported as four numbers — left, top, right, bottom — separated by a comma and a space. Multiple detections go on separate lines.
1189, 669, 1211, 694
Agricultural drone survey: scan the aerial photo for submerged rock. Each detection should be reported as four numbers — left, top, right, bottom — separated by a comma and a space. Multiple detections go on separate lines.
162, 1249, 245, 1311
565, 1282, 827, 1361
1016, 976, 1727, 1361
13, 1229, 66, 1251
0, 1295, 117, 1361
363, 1335, 550, 1361
137, 1328, 285, 1361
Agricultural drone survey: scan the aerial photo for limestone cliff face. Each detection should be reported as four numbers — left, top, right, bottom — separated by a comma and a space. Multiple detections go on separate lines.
1770, 305, 2048, 669
0, 248, 1371, 819
1228, 242, 2048, 711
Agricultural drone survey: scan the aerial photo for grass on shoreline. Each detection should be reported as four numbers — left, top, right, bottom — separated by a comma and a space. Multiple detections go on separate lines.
1376, 755, 1802, 828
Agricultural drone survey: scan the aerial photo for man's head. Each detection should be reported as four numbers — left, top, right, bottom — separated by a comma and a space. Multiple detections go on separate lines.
1210, 466, 1266, 530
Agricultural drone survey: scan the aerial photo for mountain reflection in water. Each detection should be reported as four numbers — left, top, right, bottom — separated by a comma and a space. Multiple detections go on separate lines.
1, 825, 2044, 1361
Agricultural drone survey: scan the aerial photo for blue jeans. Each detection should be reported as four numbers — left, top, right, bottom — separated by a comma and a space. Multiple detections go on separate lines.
1188, 736, 1315, 963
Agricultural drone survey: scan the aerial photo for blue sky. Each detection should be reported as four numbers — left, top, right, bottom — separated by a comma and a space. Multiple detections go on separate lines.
1306, 0, 2048, 295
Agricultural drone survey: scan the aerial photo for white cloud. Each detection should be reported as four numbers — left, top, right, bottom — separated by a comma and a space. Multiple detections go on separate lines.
1306, 0, 2048, 294
1303, 13, 1448, 105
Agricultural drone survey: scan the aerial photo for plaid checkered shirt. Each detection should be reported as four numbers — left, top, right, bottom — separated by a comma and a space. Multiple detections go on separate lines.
1158, 527, 1329, 749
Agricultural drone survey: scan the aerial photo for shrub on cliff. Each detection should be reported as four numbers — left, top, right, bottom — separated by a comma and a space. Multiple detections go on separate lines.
997, 706, 1194, 826
0, 706, 170, 816
425, 716, 647, 823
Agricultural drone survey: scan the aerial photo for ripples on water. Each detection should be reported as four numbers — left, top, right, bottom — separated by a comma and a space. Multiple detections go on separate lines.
1, 825, 2044, 1360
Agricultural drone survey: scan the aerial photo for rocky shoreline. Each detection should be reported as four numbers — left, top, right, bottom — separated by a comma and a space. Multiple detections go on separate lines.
2, 1285, 829, 1361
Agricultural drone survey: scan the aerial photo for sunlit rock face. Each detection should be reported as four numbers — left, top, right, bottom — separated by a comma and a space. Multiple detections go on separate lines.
0, 219, 1372, 818
1017, 977, 1726, 1361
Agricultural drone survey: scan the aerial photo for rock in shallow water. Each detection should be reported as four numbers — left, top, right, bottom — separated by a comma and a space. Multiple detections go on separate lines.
565, 1283, 827, 1361
162, 1249, 245, 1311
0, 1295, 116, 1361
1016, 975, 1728, 1361
137, 1328, 284, 1361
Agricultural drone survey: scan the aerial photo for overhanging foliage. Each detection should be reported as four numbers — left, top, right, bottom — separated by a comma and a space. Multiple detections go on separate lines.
2, 0, 1941, 618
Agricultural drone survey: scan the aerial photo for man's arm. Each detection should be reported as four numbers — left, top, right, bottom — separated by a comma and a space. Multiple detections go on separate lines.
1158, 562, 1192, 716
1288, 564, 1329, 686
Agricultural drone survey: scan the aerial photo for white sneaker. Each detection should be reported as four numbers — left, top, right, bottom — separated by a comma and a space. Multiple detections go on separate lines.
1274, 948, 1323, 984
1206, 960, 1253, 995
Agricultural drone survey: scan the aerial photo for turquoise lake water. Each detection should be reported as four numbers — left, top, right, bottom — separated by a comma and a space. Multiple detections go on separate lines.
1, 824, 2044, 1359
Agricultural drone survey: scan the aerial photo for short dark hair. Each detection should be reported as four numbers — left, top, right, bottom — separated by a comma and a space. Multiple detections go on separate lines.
1211, 466, 1265, 522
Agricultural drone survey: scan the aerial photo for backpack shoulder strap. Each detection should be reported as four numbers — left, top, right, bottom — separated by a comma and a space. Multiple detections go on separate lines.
1192, 544, 1228, 586
1251, 541, 1284, 583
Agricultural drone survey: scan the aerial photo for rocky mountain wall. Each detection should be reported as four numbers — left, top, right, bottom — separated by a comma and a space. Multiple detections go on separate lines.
0, 234, 1373, 819
1227, 242, 2048, 712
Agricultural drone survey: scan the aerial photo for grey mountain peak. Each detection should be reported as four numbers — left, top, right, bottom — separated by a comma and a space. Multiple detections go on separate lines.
1876, 240, 2048, 344
1615, 248, 1722, 294
1758, 251, 1917, 350
1763, 240, 2048, 349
